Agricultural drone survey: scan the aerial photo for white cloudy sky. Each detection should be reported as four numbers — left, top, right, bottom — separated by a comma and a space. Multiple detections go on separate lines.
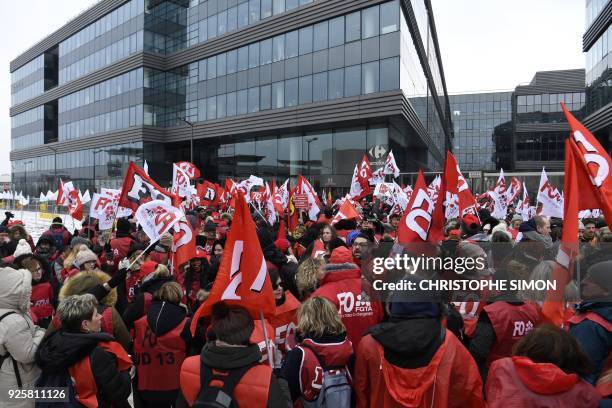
0, 0, 586, 175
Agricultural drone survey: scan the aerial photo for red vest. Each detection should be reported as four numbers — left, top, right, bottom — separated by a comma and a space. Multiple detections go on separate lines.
30, 282, 54, 320
68, 341, 132, 408
484, 302, 540, 367
311, 239, 326, 258
109, 236, 134, 274
133, 316, 188, 391
180, 356, 271, 407
251, 319, 277, 366
268, 292, 300, 354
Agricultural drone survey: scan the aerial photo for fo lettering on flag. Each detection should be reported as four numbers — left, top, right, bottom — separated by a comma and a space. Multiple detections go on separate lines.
135, 200, 184, 243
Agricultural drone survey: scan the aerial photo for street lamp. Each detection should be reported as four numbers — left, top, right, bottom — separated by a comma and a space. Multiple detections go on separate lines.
177, 118, 195, 163
305, 137, 318, 180
92, 149, 103, 193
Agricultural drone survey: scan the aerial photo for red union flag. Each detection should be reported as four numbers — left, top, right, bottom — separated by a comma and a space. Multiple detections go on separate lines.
398, 171, 438, 243
445, 152, 478, 216
190, 192, 275, 335
331, 199, 361, 225
561, 102, 612, 227
171, 164, 191, 198
135, 200, 184, 242
57, 180, 83, 221
176, 161, 201, 180
89, 193, 117, 230
119, 162, 177, 211
172, 217, 196, 269
197, 180, 221, 207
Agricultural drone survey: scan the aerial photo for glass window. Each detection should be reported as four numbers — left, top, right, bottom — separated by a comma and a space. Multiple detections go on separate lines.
217, 53, 227, 76
313, 21, 329, 52
334, 127, 366, 174
362, 6, 379, 39
380, 0, 399, 34
260, 38, 272, 65
237, 89, 248, 114
262, 0, 272, 18
248, 87, 260, 112
208, 15, 218, 39
273, 35, 285, 62
299, 26, 313, 55
217, 94, 227, 118
249, 43, 260, 68
228, 6, 238, 31
380, 57, 399, 91
272, 81, 284, 108
329, 16, 344, 47
238, 2, 249, 28
517, 95, 526, 105
286, 0, 298, 11
313, 72, 327, 102
238, 46, 249, 71
328, 68, 343, 99
260, 84, 271, 109
344, 65, 361, 97
285, 78, 298, 106
207, 56, 217, 79
227, 91, 237, 116
286, 31, 298, 58
362, 61, 379, 94
207, 96, 217, 119
249, 0, 260, 23
227, 50, 238, 73
299, 75, 313, 104
273, 0, 285, 15
218, 10, 228, 35
346, 11, 361, 42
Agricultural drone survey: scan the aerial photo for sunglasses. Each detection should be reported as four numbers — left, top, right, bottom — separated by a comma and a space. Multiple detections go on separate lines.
272, 281, 284, 290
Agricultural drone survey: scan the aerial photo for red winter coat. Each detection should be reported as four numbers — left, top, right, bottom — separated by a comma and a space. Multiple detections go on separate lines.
312, 263, 383, 347
109, 236, 134, 274
486, 356, 601, 408
354, 330, 485, 408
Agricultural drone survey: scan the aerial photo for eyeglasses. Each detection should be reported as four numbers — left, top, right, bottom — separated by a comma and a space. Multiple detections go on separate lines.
272, 281, 284, 290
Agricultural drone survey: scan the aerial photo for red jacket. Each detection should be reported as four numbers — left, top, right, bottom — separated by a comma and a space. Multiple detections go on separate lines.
354, 331, 484, 408
30, 281, 54, 320
312, 263, 383, 347
109, 236, 134, 274
268, 292, 300, 354
486, 356, 601, 408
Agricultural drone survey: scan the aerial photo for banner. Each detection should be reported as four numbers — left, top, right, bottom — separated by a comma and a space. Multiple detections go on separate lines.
57, 180, 83, 221
176, 161, 201, 180
119, 161, 176, 211
135, 200, 184, 243
537, 168, 563, 218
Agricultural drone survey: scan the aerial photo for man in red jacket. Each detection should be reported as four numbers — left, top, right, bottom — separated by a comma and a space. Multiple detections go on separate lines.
311, 246, 383, 347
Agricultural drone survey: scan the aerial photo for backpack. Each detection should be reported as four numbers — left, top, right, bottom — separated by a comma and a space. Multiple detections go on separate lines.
0, 312, 22, 387
192, 361, 256, 408
300, 344, 351, 408
35, 367, 77, 407
50, 229, 66, 252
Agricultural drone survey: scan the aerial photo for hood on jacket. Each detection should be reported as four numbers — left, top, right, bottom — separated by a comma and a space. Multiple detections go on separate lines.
300, 333, 353, 367
14, 253, 54, 285
36, 330, 114, 372
372, 322, 448, 407
0, 266, 32, 313
321, 262, 361, 285
574, 301, 612, 321
146, 300, 187, 337
512, 356, 579, 395
201, 342, 262, 370
59, 269, 117, 307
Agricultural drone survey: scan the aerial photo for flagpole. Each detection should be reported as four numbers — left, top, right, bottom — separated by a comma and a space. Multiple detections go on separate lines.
259, 310, 274, 368
127, 239, 157, 270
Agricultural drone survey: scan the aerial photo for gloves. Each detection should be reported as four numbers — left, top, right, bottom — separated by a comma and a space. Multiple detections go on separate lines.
4, 212, 14, 219
118, 258, 130, 271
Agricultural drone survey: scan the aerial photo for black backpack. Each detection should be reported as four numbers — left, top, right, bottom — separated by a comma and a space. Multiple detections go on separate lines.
34, 367, 77, 407
193, 361, 256, 408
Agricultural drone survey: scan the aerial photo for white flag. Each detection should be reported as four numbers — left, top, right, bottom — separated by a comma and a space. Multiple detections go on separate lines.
383, 150, 400, 178
81, 190, 91, 204
135, 200, 184, 242
536, 168, 563, 218
39, 192, 47, 203
349, 164, 364, 199
172, 164, 191, 198
89, 193, 117, 230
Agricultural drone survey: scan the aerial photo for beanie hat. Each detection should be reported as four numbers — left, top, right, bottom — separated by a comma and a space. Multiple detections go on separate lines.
204, 221, 217, 233
13, 239, 32, 258
329, 246, 353, 264
511, 214, 523, 223
52, 217, 63, 226
73, 244, 98, 268
117, 217, 131, 234
70, 236, 90, 249
461, 214, 480, 236
139, 261, 158, 280
456, 241, 486, 259
585, 261, 612, 293
389, 276, 441, 319
274, 238, 291, 254
159, 232, 173, 249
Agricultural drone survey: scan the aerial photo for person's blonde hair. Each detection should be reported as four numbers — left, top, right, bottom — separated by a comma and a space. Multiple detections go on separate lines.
154, 282, 184, 304
296, 258, 323, 298
63, 245, 82, 270
297, 296, 345, 338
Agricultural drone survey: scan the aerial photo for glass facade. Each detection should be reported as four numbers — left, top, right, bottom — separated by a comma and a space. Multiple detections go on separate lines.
58, 68, 145, 141
516, 92, 586, 123
515, 132, 566, 162
11, 107, 45, 150
586, 0, 608, 28
11, 55, 45, 106
59, 0, 144, 85
585, 22, 612, 114
12, 143, 143, 196
449, 92, 512, 171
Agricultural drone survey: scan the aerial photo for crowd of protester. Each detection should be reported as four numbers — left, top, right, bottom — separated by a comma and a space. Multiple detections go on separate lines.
0, 199, 610, 407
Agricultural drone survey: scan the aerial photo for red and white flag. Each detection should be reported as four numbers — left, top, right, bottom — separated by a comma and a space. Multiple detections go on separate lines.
349, 164, 365, 200
119, 162, 177, 212
369, 167, 385, 186
537, 168, 563, 219
100, 188, 132, 218
516, 182, 534, 221
445, 152, 478, 217
89, 193, 118, 230
135, 200, 184, 243
274, 179, 290, 213
357, 155, 373, 195
176, 161, 201, 180
398, 170, 443, 244
263, 182, 277, 226
197, 181, 222, 207
383, 150, 400, 178
506, 177, 522, 204
57, 180, 83, 221
331, 200, 361, 225
296, 176, 321, 221
172, 217, 196, 270
427, 175, 441, 202
190, 192, 275, 335
171, 164, 192, 198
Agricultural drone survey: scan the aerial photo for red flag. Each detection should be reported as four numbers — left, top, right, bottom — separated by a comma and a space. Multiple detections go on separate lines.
331, 200, 361, 225
445, 152, 478, 216
197, 180, 221, 207
190, 192, 275, 334
357, 155, 373, 195
561, 102, 612, 226
277, 219, 287, 241
58, 180, 84, 221
398, 170, 443, 244
288, 184, 299, 232
172, 217, 196, 269
118, 161, 177, 212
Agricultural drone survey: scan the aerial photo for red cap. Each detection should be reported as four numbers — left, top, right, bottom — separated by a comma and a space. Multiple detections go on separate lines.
7, 220, 24, 228
195, 248, 208, 259
329, 246, 353, 264
139, 261, 158, 278
274, 238, 291, 253
448, 229, 461, 239
462, 214, 481, 229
